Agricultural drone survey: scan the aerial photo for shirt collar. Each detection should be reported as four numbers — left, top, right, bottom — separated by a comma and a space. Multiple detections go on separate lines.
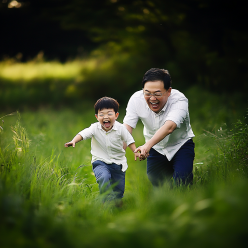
97, 121, 118, 132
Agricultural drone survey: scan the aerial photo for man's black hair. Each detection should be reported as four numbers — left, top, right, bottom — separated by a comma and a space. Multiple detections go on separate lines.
94, 97, 119, 114
142, 68, 172, 90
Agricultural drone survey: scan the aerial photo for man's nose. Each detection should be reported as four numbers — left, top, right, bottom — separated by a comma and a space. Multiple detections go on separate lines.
150, 95, 157, 100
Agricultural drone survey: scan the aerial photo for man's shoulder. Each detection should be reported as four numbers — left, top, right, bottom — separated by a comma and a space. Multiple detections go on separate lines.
170, 89, 187, 101
130, 90, 144, 99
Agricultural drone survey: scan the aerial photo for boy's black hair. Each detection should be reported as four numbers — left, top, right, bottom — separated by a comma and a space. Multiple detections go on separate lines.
142, 68, 172, 90
94, 97, 119, 114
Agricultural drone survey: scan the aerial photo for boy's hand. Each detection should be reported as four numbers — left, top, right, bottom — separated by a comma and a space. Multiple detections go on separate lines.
64, 141, 76, 148
134, 151, 140, 161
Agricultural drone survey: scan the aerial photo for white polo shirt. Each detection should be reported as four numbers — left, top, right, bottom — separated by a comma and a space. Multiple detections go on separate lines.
78, 121, 135, 172
123, 89, 195, 161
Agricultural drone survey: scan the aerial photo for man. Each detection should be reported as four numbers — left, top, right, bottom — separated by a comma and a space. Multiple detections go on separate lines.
123, 68, 195, 186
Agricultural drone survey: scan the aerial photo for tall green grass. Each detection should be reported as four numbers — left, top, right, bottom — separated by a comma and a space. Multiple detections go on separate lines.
1, 107, 248, 247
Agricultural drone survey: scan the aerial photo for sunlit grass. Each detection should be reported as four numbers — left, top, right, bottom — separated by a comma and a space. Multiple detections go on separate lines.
0, 57, 98, 83
0, 60, 84, 81
0, 56, 247, 247
0, 108, 248, 247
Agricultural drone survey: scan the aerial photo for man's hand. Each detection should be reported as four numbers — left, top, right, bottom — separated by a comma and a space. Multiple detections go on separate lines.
64, 141, 76, 148
134, 144, 150, 160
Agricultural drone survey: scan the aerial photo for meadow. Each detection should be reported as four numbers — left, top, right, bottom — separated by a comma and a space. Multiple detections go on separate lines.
0, 59, 248, 248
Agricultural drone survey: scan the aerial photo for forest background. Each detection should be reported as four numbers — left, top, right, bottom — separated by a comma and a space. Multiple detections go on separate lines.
0, 0, 248, 247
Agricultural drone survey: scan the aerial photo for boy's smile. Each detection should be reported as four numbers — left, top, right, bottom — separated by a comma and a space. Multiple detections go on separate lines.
95, 108, 119, 132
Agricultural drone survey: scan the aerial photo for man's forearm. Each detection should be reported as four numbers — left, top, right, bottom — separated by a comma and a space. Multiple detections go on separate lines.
145, 120, 177, 150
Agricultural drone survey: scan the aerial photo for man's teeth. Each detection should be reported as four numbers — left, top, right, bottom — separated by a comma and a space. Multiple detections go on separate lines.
151, 102, 158, 105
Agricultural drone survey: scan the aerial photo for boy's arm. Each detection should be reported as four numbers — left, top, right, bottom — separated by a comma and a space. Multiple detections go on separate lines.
128, 142, 141, 161
64, 134, 83, 148
123, 123, 133, 150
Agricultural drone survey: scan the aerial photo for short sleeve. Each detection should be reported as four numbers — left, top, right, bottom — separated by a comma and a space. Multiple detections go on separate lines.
78, 124, 94, 140
164, 99, 188, 129
123, 95, 139, 129
121, 126, 135, 146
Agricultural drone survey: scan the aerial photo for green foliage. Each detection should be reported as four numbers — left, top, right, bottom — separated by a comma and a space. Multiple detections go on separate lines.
1, 109, 248, 247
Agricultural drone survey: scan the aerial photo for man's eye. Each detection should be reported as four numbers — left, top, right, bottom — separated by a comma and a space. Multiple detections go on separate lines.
108, 113, 113, 116
99, 114, 104, 117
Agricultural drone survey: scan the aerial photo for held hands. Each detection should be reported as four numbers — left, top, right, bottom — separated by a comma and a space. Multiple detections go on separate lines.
134, 144, 150, 161
134, 151, 141, 161
64, 141, 76, 148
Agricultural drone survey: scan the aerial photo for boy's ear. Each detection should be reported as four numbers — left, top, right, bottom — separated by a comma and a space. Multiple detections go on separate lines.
95, 114, 98, 120
115, 112, 119, 119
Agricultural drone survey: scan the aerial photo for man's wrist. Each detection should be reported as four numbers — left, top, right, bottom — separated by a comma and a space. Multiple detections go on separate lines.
145, 141, 153, 151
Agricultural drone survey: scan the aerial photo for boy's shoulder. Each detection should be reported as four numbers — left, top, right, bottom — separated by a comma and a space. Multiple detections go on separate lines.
85, 122, 101, 132
114, 121, 124, 129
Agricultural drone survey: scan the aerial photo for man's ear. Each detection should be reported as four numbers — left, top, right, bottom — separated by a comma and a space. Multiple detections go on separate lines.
95, 114, 98, 120
115, 112, 119, 119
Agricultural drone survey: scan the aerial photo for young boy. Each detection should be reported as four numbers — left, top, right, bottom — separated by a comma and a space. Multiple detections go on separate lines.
64, 97, 140, 201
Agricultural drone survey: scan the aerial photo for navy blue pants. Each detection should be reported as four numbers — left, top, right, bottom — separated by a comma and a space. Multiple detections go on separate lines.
92, 160, 125, 200
147, 139, 195, 186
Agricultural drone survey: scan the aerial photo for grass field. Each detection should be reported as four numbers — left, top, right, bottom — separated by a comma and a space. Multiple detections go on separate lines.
1, 105, 248, 248
0, 59, 248, 247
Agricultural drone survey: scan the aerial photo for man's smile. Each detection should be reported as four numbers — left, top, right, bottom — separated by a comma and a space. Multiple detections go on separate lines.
149, 101, 159, 110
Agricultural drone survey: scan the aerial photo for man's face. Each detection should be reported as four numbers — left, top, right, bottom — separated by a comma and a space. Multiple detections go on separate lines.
95, 108, 119, 132
143, 80, 171, 113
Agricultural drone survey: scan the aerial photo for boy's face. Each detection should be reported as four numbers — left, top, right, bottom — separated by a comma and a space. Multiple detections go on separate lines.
95, 108, 119, 132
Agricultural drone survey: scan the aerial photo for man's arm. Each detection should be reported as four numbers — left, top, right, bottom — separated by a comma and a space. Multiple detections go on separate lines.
123, 123, 133, 150
134, 120, 176, 158
124, 123, 133, 134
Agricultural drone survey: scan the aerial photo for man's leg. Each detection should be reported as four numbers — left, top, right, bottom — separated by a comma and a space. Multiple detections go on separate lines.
171, 139, 195, 186
147, 148, 174, 186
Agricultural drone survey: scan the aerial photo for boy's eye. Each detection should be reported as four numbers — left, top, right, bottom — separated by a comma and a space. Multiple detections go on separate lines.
98, 113, 114, 117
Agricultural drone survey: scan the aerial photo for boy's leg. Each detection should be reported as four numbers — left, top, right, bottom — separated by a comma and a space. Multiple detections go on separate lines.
108, 163, 125, 199
92, 160, 112, 195
147, 148, 174, 186
171, 139, 195, 186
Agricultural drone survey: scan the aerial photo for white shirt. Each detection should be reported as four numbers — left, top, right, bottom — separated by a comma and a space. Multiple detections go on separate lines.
78, 121, 135, 172
123, 89, 195, 161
